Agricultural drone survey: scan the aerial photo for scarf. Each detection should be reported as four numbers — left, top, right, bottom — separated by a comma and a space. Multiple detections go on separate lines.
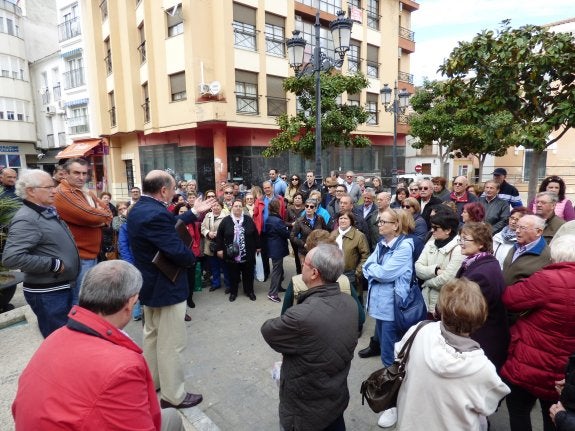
434, 231, 457, 249
461, 251, 491, 270
500, 226, 517, 243
232, 215, 245, 262
449, 191, 471, 203
336, 226, 351, 250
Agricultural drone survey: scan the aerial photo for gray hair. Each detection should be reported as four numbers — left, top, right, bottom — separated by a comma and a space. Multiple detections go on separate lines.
550, 235, 575, 263
420, 179, 433, 189
363, 187, 375, 198
309, 243, 344, 283
15, 169, 53, 200
79, 261, 142, 315
537, 191, 559, 204
523, 214, 546, 231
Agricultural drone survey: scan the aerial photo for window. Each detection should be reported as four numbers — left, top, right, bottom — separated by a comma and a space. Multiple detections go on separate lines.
367, 0, 379, 29
7, 111, 14, 120
167, 4, 183, 37
296, 17, 336, 62
104, 38, 112, 75
0, 54, 26, 81
68, 106, 89, 134
142, 82, 150, 123
266, 75, 286, 117
58, 3, 80, 42
347, 41, 360, 74
6, 18, 14, 36
349, 0, 361, 7
233, 4, 257, 51
523, 150, 547, 182
366, 93, 378, 125
109, 91, 116, 127
138, 23, 146, 64
298, 0, 342, 15
64, 56, 85, 89
348, 94, 360, 107
170, 72, 187, 101
265, 13, 284, 57
366, 44, 379, 78
235, 70, 258, 115
100, 0, 108, 22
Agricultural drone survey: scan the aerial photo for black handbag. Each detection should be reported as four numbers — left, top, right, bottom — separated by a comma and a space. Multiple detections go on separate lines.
226, 242, 240, 259
360, 320, 431, 413
394, 274, 427, 336
208, 240, 217, 254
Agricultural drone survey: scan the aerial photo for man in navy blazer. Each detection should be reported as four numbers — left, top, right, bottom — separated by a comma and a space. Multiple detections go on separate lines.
128, 170, 214, 410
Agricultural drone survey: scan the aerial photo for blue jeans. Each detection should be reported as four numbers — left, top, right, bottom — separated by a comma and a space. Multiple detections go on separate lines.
24, 288, 72, 338
73, 258, 97, 305
208, 255, 230, 289
375, 319, 399, 367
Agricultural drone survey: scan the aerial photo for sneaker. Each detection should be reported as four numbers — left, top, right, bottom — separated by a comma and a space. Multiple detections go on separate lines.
378, 407, 397, 428
267, 294, 281, 303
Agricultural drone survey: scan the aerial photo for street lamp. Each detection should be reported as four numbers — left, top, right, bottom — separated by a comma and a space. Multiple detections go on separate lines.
380, 82, 411, 194
286, 10, 353, 186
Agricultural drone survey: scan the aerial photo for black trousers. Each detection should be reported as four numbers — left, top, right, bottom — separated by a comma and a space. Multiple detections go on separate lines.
227, 260, 255, 296
505, 380, 556, 431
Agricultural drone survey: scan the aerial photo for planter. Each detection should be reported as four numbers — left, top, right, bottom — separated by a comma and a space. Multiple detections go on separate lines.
0, 271, 24, 312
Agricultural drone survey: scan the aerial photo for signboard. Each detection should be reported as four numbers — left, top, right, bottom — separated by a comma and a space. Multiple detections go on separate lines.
414, 164, 422, 173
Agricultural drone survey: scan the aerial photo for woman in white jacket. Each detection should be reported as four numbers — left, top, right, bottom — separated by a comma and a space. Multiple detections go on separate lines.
396, 278, 510, 431
415, 211, 464, 314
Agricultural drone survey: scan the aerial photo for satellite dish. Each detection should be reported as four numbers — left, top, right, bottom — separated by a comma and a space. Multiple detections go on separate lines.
198, 83, 210, 95
209, 81, 221, 95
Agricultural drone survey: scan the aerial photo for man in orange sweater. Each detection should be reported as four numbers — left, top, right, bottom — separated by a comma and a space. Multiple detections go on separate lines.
54, 158, 112, 304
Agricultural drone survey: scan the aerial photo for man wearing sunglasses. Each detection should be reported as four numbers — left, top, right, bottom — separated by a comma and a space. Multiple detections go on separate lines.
449, 176, 478, 220
418, 179, 443, 229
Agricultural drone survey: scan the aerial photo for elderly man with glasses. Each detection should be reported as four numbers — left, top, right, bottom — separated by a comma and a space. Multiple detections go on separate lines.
418, 179, 443, 229
449, 176, 478, 220
502, 214, 551, 286
534, 191, 565, 244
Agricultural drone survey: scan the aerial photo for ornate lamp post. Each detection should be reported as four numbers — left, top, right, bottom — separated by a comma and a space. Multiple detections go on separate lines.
380, 82, 411, 194
285, 10, 353, 186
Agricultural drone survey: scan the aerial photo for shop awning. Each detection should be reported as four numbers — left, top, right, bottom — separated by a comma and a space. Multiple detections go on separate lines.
65, 98, 89, 107
55, 139, 101, 159
61, 48, 83, 58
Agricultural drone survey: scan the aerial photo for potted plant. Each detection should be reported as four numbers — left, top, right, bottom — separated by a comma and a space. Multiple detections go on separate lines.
0, 187, 23, 312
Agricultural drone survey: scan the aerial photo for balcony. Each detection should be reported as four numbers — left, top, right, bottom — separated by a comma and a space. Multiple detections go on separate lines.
398, 71, 415, 94
58, 17, 81, 42
400, 0, 420, 12
137, 41, 146, 64
41, 91, 50, 105
53, 84, 61, 101
63, 68, 85, 89
68, 115, 89, 135
104, 55, 112, 75
46, 134, 54, 148
399, 26, 415, 53
109, 107, 116, 127
142, 100, 150, 123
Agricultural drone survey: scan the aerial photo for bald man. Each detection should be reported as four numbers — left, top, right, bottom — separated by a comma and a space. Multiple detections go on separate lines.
127, 170, 215, 410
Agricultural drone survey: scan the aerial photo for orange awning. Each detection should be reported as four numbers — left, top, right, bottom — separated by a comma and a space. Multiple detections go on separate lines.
55, 139, 102, 159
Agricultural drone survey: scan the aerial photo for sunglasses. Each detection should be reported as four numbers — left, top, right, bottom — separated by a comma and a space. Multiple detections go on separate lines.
419, 187, 429, 191
402, 205, 412, 209
409, 188, 418, 192
224, 191, 233, 194
305, 204, 315, 209
291, 178, 299, 181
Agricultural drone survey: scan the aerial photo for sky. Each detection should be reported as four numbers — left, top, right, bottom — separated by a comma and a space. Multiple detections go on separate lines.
411, 0, 575, 85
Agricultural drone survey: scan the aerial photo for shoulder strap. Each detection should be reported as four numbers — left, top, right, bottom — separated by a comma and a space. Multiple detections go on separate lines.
396, 320, 432, 366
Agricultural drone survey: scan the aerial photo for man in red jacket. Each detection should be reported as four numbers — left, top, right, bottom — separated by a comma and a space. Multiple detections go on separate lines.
12, 260, 184, 431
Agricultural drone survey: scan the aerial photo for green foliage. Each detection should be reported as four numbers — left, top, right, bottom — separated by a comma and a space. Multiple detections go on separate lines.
263, 72, 372, 158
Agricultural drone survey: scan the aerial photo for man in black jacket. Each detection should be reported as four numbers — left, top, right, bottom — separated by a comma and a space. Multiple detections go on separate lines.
418, 179, 443, 229
261, 244, 358, 431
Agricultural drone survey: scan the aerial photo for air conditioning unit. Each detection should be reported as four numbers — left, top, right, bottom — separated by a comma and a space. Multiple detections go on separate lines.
45, 105, 56, 116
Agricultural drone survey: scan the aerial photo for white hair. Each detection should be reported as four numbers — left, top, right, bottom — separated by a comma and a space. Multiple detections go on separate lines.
15, 169, 52, 200
550, 235, 575, 263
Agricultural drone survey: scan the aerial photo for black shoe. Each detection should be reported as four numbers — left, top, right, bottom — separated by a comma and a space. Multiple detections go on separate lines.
160, 392, 203, 409
278, 287, 286, 293
229, 294, 237, 302
187, 299, 195, 309
209, 286, 220, 292
358, 337, 381, 358
248, 292, 256, 301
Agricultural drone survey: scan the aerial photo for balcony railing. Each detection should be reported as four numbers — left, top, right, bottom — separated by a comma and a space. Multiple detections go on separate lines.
100, 0, 108, 21
137, 41, 146, 64
68, 115, 90, 134
41, 91, 50, 105
58, 17, 81, 42
398, 71, 414, 84
109, 107, 116, 127
53, 84, 61, 101
142, 100, 150, 123
399, 26, 415, 41
266, 96, 287, 117
104, 55, 112, 75
63, 68, 85, 89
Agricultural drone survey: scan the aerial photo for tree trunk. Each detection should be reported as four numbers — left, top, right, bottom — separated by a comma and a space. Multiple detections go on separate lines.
527, 150, 542, 205
478, 154, 487, 183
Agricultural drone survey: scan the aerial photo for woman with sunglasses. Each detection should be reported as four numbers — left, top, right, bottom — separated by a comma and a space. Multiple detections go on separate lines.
455, 222, 510, 372
390, 187, 408, 209
401, 197, 428, 242
529, 176, 575, 221
290, 198, 328, 270
415, 211, 464, 314
285, 174, 301, 205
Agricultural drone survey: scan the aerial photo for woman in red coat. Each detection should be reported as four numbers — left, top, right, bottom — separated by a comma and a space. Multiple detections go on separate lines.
501, 234, 575, 431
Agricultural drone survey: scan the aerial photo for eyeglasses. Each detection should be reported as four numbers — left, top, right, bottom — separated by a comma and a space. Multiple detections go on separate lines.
224, 191, 233, 194
453, 182, 464, 186
457, 237, 475, 244
305, 204, 315, 209
509, 216, 521, 222
535, 200, 553, 205
419, 187, 429, 191
516, 225, 535, 232
409, 188, 418, 192
35, 185, 56, 190
378, 220, 396, 226
291, 178, 299, 181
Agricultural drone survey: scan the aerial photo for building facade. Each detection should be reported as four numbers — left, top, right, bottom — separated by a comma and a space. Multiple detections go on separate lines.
81, 0, 418, 199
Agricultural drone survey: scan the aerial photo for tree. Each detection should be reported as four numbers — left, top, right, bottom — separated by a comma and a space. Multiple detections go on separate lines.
409, 79, 520, 180
262, 72, 371, 158
439, 20, 575, 202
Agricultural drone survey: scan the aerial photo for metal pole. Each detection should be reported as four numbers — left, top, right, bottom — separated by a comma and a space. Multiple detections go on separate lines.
314, 11, 322, 186
391, 82, 398, 195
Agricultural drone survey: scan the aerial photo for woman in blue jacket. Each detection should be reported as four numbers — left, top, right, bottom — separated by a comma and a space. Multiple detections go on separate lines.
265, 199, 290, 302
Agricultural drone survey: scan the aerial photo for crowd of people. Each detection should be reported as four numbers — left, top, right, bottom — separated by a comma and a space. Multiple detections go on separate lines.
3, 162, 575, 430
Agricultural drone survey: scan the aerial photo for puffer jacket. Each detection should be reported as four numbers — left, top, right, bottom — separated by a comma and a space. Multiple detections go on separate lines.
501, 261, 575, 400
261, 284, 358, 431
3, 201, 80, 287
415, 235, 464, 311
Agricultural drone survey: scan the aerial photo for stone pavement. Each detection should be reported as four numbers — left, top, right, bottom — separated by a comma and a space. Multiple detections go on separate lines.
1, 255, 545, 431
